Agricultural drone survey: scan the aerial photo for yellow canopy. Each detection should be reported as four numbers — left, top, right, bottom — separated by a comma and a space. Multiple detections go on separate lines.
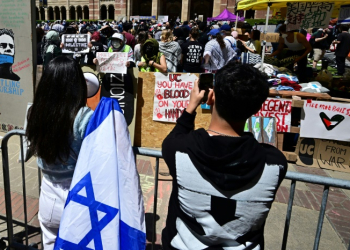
237, 0, 344, 17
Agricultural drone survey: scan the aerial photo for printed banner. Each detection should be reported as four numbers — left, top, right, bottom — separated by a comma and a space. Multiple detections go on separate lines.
255, 98, 292, 132
286, 2, 334, 31
62, 34, 90, 53
153, 73, 197, 123
296, 138, 350, 173
96, 52, 127, 74
300, 100, 350, 141
338, 5, 350, 24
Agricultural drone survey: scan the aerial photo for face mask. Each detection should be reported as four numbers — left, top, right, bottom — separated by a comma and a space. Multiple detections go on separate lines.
145, 45, 154, 58
0, 54, 14, 64
281, 33, 288, 38
208, 36, 212, 41
112, 40, 121, 49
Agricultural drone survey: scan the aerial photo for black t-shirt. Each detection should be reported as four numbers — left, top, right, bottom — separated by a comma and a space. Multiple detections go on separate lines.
335, 32, 350, 57
181, 41, 204, 73
312, 31, 329, 50
81, 41, 105, 65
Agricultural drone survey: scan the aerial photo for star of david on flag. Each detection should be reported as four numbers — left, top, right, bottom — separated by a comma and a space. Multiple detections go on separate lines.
54, 97, 146, 250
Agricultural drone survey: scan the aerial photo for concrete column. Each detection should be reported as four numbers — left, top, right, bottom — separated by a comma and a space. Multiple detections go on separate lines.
75, 9, 78, 20
181, 0, 191, 21
152, 0, 160, 18
212, 0, 221, 17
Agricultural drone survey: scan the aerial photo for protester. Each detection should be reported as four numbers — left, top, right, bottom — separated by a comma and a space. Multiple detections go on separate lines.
81, 31, 105, 69
122, 22, 136, 49
41, 30, 62, 68
181, 27, 204, 73
198, 22, 209, 46
240, 30, 262, 54
161, 62, 287, 249
137, 38, 167, 72
134, 31, 148, 64
26, 56, 93, 250
94, 33, 134, 67
310, 28, 331, 71
159, 29, 182, 72
203, 29, 235, 73
269, 24, 312, 80
333, 24, 350, 76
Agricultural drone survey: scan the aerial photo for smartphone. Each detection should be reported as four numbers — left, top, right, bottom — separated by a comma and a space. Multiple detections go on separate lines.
199, 73, 214, 103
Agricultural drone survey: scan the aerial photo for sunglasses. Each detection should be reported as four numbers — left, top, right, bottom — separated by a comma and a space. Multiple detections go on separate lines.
0, 43, 14, 49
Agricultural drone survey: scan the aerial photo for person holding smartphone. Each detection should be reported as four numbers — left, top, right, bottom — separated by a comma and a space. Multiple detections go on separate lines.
161, 62, 287, 250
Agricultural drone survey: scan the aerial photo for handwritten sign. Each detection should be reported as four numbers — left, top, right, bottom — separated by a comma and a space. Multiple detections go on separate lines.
96, 52, 127, 74
260, 33, 280, 43
255, 98, 292, 132
338, 5, 350, 24
300, 100, 350, 141
62, 34, 90, 53
153, 73, 197, 123
286, 2, 334, 31
296, 138, 350, 173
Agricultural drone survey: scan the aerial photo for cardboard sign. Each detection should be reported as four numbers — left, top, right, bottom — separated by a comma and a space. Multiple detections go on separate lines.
338, 5, 350, 24
153, 73, 197, 123
96, 52, 127, 74
62, 34, 90, 53
296, 138, 350, 173
245, 117, 277, 147
300, 100, 350, 141
286, 2, 334, 31
255, 98, 292, 132
260, 33, 280, 43
0, 0, 34, 132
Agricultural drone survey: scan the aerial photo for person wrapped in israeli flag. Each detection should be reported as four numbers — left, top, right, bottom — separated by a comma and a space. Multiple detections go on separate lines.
54, 97, 146, 250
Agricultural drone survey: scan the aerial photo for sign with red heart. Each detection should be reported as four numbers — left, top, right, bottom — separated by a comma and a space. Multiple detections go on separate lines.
301, 100, 350, 141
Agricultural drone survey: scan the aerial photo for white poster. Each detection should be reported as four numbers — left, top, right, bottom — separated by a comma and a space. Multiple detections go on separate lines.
62, 34, 90, 53
0, 0, 34, 132
338, 5, 350, 24
300, 100, 350, 141
158, 15, 168, 23
286, 2, 334, 31
255, 98, 292, 132
153, 73, 197, 123
96, 52, 127, 74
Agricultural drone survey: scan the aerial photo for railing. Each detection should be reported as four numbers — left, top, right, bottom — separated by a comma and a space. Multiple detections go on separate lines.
1, 130, 350, 250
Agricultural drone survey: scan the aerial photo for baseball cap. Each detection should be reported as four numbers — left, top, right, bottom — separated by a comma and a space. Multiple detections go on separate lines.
207, 29, 221, 36
220, 24, 231, 31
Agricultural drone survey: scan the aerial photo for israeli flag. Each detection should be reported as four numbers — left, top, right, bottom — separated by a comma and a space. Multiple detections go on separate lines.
54, 97, 146, 250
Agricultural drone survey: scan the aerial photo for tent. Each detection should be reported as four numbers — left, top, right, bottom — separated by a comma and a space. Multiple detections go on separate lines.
207, 9, 245, 22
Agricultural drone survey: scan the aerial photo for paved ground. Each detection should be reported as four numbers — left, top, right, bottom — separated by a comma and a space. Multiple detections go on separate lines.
0, 131, 350, 249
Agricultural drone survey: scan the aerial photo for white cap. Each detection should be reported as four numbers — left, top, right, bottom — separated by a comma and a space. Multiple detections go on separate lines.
111, 32, 124, 41
84, 72, 100, 98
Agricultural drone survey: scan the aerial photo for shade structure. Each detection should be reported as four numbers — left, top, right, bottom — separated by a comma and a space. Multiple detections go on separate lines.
207, 9, 245, 22
237, 0, 343, 17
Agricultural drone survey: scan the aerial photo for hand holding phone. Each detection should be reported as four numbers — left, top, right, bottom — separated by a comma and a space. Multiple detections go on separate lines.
199, 73, 214, 103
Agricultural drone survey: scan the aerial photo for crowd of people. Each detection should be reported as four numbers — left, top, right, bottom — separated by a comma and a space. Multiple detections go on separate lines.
29, 17, 350, 250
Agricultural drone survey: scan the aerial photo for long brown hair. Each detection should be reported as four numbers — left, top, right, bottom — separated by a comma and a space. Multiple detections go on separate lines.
215, 33, 226, 49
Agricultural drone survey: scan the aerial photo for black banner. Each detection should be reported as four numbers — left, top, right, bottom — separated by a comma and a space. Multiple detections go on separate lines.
62, 34, 90, 53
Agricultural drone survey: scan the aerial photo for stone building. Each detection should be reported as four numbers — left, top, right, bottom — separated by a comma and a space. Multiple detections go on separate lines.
35, 0, 265, 22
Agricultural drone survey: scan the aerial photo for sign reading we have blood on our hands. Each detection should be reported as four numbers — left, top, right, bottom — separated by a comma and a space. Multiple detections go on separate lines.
255, 98, 292, 132
96, 52, 127, 74
300, 100, 350, 142
153, 73, 197, 123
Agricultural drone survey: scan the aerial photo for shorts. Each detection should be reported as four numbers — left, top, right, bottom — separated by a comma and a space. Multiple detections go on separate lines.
313, 48, 325, 61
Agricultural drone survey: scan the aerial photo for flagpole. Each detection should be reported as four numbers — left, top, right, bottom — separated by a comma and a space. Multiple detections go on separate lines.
260, 2, 272, 71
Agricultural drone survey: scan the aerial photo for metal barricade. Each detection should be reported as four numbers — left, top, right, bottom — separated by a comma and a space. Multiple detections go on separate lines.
2, 130, 350, 250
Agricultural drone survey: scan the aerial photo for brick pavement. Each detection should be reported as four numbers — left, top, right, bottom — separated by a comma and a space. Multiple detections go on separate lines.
0, 159, 349, 249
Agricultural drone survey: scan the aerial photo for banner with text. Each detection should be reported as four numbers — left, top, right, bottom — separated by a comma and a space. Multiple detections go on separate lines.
338, 5, 350, 24
255, 98, 292, 132
153, 73, 197, 123
0, 0, 34, 132
300, 100, 350, 141
96, 52, 127, 74
62, 34, 90, 53
286, 2, 334, 31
